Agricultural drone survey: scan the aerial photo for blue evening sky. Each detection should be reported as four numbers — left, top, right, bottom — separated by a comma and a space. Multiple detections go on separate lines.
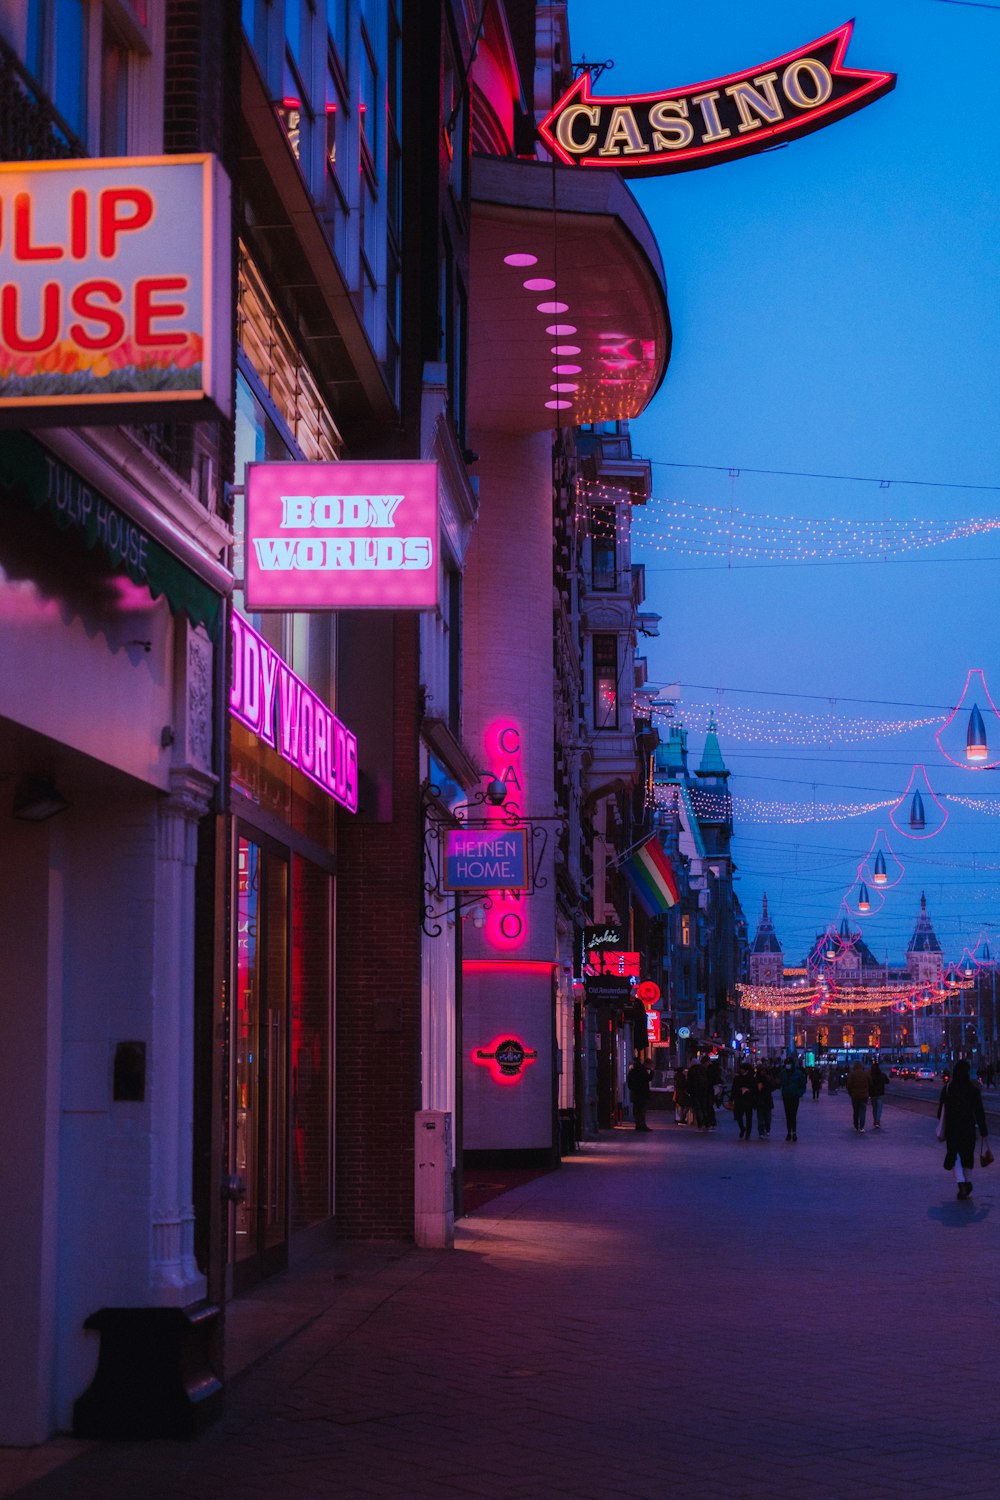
565, 0, 1000, 965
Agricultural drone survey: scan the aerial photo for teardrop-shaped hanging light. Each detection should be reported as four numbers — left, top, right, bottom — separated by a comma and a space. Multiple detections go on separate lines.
873, 850, 888, 886
909, 789, 926, 830
981, 942, 993, 965
857, 881, 870, 912
967, 702, 988, 762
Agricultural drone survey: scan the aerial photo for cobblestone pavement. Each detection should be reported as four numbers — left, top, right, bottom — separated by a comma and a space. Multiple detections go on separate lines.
4, 1090, 999, 1500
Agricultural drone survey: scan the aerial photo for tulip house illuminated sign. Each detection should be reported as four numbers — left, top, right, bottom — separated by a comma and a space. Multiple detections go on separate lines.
244, 460, 439, 611
0, 155, 231, 419
538, 22, 895, 176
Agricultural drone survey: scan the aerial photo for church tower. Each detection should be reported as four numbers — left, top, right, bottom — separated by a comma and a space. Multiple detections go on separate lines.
749, 894, 784, 986
906, 892, 944, 988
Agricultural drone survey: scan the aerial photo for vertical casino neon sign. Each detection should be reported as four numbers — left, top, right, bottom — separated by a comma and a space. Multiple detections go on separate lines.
482, 719, 528, 953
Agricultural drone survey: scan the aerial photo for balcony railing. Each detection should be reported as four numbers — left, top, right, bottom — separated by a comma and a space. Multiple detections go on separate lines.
0, 35, 86, 161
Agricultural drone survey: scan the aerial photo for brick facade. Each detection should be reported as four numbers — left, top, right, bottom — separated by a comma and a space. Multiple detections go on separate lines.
335, 615, 423, 1236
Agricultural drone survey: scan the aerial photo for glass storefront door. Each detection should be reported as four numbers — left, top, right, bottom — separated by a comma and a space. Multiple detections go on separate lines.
233, 834, 289, 1286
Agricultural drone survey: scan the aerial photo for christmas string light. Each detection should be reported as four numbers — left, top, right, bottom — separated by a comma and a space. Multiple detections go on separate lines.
650, 701, 943, 745
653, 784, 895, 823
623, 494, 1000, 562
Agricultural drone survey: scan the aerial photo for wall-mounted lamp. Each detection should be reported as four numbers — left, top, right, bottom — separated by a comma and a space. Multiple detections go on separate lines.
12, 776, 70, 822
483, 776, 508, 807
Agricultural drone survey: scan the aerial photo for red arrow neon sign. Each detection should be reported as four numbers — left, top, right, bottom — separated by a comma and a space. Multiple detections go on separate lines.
538, 22, 895, 176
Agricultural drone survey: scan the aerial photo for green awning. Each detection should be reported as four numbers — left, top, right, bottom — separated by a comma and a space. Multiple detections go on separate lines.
0, 430, 223, 636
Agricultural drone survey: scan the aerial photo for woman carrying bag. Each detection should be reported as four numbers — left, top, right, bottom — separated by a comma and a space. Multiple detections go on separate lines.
937, 1059, 991, 1200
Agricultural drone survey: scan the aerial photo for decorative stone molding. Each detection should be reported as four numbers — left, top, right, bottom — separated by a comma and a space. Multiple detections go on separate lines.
151, 1204, 205, 1305
186, 628, 214, 774
158, 766, 216, 866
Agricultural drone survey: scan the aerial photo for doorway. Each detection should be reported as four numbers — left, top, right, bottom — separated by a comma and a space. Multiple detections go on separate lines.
233, 834, 289, 1288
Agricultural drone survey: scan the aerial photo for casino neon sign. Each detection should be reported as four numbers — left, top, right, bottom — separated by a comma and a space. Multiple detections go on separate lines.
538, 22, 895, 176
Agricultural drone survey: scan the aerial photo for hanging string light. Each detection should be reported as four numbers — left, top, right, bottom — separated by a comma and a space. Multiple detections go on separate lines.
649, 700, 943, 746
652, 784, 895, 824
610, 489, 1000, 563
946, 795, 1000, 817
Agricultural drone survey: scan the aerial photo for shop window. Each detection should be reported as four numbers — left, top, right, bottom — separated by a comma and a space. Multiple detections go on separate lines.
593, 634, 619, 729
842, 1025, 855, 1049
869, 1026, 881, 1049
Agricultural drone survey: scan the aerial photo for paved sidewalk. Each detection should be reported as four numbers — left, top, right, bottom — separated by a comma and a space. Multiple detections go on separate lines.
4, 1090, 999, 1500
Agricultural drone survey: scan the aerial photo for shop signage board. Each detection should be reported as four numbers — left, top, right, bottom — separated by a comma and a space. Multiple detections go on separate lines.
230, 611, 358, 813
584, 975, 632, 1005
444, 827, 529, 892
0, 155, 231, 420
539, 22, 895, 176
581, 925, 638, 977
244, 460, 439, 611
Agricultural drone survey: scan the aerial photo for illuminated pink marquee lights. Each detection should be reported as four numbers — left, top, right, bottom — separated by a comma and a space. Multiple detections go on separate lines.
230, 611, 358, 813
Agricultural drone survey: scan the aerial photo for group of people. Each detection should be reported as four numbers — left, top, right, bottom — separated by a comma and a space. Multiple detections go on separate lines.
626, 1047, 993, 1204
728, 1058, 806, 1141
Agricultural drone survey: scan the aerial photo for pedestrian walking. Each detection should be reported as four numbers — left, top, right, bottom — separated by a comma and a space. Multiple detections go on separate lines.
847, 1060, 871, 1133
809, 1065, 823, 1100
626, 1056, 652, 1132
731, 1062, 756, 1139
686, 1059, 709, 1131
673, 1067, 690, 1124
780, 1055, 807, 1141
869, 1059, 888, 1129
937, 1058, 989, 1199
754, 1062, 775, 1138
704, 1052, 722, 1131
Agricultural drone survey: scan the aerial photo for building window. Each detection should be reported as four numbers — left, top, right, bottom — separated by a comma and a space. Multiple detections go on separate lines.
681, 914, 691, 948
591, 505, 616, 589
842, 1025, 855, 1049
593, 635, 618, 729
99, 12, 129, 154
25, 0, 89, 140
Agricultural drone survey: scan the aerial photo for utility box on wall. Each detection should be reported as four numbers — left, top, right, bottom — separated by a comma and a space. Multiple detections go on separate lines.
414, 1110, 454, 1249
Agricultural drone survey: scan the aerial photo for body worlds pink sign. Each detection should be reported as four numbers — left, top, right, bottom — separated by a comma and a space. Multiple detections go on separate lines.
230, 612, 358, 813
244, 460, 438, 610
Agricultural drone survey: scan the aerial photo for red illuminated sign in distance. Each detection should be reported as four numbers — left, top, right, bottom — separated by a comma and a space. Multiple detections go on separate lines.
538, 22, 895, 176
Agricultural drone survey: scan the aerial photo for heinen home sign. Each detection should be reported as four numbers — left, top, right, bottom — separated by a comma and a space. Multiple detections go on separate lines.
538, 22, 895, 176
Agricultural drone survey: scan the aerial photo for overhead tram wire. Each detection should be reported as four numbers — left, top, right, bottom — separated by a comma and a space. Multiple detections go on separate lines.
644, 458, 1000, 494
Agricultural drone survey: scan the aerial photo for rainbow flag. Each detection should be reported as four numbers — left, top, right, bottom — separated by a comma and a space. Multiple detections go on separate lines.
620, 838, 680, 917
